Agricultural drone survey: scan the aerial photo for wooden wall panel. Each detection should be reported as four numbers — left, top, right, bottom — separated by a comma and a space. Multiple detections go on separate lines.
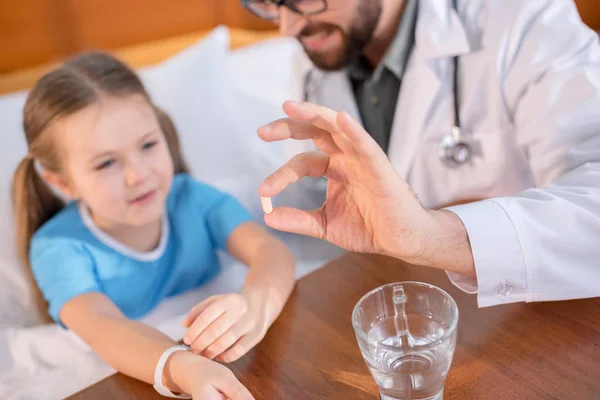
0, 0, 598, 74
221, 0, 275, 30
576, 0, 600, 31
65, 0, 221, 51
0, 0, 274, 74
0, 0, 74, 73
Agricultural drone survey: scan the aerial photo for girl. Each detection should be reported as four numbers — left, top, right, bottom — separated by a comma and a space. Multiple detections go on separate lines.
12, 52, 295, 399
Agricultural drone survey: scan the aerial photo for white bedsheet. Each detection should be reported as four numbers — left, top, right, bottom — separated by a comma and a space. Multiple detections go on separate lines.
0, 238, 343, 400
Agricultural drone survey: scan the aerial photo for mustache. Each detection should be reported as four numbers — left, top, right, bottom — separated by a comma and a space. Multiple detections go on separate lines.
298, 22, 341, 39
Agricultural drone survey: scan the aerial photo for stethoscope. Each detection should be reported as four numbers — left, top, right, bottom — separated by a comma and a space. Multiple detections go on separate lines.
303, 0, 474, 167
439, 0, 473, 167
437, 54, 474, 167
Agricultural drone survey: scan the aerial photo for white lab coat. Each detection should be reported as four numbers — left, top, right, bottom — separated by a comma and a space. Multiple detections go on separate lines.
288, 0, 600, 307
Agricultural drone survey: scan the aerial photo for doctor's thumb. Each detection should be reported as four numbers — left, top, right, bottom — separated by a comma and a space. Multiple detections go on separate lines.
263, 207, 325, 240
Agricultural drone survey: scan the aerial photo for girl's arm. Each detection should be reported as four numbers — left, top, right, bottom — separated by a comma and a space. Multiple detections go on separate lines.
60, 293, 253, 399
182, 222, 295, 363
230, 222, 296, 322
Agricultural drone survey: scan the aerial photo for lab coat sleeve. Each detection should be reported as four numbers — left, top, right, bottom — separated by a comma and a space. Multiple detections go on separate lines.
446, 0, 600, 307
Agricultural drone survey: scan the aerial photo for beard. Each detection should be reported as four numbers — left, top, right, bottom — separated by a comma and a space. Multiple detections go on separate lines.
298, 0, 382, 71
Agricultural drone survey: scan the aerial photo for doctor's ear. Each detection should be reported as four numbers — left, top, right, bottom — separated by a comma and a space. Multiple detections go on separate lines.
41, 170, 79, 200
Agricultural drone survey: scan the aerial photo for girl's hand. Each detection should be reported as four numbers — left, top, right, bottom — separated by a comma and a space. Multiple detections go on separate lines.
182, 290, 275, 363
170, 351, 254, 400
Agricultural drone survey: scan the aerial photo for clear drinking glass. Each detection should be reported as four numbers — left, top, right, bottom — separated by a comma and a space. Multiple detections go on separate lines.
352, 282, 458, 400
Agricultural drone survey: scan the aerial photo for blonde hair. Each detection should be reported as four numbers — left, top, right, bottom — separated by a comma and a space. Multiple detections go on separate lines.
12, 52, 190, 322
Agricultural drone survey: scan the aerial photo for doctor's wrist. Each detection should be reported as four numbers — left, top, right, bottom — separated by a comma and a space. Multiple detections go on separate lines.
411, 209, 476, 276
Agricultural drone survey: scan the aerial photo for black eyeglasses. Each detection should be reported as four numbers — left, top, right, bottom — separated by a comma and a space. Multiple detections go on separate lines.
241, 0, 328, 20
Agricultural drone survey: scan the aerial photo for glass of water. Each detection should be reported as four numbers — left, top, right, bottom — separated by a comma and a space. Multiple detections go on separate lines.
352, 282, 458, 400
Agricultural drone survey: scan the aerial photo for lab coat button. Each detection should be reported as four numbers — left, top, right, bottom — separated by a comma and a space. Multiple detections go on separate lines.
494, 280, 513, 296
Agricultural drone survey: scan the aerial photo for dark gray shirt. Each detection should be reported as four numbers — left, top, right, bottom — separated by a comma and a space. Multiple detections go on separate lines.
347, 0, 418, 153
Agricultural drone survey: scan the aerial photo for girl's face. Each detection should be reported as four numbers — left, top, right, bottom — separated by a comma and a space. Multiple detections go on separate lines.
47, 95, 174, 230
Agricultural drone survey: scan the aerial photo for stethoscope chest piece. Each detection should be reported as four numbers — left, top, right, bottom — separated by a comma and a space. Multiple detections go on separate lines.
438, 126, 473, 167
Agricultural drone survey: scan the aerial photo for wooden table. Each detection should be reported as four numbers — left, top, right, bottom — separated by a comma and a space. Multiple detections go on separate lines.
68, 253, 600, 399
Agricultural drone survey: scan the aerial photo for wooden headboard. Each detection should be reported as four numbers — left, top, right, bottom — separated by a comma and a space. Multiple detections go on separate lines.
0, 0, 273, 74
577, 0, 600, 32
0, 28, 278, 95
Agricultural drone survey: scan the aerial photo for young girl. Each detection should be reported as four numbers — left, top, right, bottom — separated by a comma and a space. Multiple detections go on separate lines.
12, 52, 295, 399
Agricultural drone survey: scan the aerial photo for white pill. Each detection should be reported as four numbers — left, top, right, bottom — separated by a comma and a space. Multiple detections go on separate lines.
261, 196, 273, 214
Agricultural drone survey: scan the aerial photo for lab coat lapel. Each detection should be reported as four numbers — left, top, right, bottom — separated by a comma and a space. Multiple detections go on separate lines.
388, 0, 473, 179
312, 69, 362, 123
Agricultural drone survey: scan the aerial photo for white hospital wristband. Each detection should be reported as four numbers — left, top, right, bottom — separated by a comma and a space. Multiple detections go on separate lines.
153, 345, 193, 398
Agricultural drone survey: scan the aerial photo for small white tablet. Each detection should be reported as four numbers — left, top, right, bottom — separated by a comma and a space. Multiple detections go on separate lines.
260, 196, 273, 214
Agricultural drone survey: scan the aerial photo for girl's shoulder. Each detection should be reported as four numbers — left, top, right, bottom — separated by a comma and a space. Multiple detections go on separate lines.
30, 202, 96, 267
33, 201, 90, 243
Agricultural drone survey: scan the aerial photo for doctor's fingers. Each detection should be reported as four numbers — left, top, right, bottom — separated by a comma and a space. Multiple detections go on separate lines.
337, 111, 396, 179
258, 118, 340, 155
258, 152, 330, 198
282, 101, 360, 156
264, 206, 325, 240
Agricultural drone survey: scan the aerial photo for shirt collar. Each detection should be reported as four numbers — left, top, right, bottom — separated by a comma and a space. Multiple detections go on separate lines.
348, 0, 419, 82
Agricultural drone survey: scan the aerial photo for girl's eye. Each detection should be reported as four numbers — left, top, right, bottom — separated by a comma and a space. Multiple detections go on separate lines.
95, 159, 114, 170
142, 140, 158, 150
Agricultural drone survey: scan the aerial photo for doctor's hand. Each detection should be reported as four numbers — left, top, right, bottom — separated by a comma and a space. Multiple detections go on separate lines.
257, 101, 475, 275
182, 291, 271, 364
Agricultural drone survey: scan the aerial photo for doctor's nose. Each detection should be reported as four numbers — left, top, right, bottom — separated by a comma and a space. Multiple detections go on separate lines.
278, 7, 306, 37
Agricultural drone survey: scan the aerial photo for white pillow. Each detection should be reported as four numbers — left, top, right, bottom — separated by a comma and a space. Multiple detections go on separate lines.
225, 37, 301, 169
0, 90, 34, 328
225, 36, 344, 269
0, 26, 248, 327
226, 37, 328, 211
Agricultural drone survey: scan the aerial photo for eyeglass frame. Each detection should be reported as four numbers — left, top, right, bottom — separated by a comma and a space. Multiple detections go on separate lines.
240, 0, 328, 20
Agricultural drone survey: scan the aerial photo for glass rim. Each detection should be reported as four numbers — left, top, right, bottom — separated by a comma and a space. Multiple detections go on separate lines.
351, 281, 459, 352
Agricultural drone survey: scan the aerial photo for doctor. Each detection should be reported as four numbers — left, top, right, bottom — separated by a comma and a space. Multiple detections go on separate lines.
244, 0, 600, 307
